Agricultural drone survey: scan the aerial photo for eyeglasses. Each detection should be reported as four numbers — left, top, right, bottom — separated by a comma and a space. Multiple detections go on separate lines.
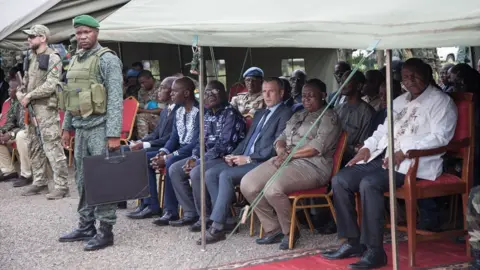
27, 35, 39, 40
205, 89, 220, 96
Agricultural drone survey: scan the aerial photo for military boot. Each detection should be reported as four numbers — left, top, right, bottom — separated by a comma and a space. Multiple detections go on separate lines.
84, 222, 114, 251
471, 248, 480, 270
59, 221, 97, 242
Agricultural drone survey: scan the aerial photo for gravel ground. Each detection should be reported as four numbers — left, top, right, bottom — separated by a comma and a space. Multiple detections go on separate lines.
0, 169, 340, 270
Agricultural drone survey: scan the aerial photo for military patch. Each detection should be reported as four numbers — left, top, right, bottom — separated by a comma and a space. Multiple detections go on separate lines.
52, 66, 59, 75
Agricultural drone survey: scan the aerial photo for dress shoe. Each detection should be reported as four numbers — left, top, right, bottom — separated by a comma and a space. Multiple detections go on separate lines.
84, 222, 114, 251
12, 176, 32, 188
46, 188, 69, 200
255, 231, 284, 245
189, 219, 213, 232
59, 222, 97, 242
22, 185, 48, 196
117, 201, 127, 209
322, 243, 366, 260
169, 216, 198, 227
348, 248, 387, 269
0, 171, 18, 182
126, 205, 146, 217
279, 228, 300, 250
126, 207, 161, 219
196, 227, 226, 245
152, 212, 179, 226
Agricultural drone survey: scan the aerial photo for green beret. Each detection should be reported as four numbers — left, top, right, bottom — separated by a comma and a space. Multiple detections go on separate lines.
73, 15, 100, 28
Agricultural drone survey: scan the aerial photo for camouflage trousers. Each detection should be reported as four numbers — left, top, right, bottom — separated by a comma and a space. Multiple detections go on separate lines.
27, 105, 68, 190
468, 186, 480, 249
136, 113, 159, 139
74, 124, 117, 225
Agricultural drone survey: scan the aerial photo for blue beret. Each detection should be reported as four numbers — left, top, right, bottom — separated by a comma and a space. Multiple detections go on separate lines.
243, 67, 264, 78
126, 69, 140, 78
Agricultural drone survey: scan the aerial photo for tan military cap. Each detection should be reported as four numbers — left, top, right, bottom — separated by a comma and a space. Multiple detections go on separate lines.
22, 25, 51, 38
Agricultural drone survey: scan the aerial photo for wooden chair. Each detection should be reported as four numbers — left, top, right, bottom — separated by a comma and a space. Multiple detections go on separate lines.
285, 131, 348, 249
121, 96, 139, 145
383, 92, 474, 267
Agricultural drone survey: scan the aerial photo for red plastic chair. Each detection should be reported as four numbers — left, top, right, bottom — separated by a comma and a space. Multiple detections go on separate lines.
121, 96, 139, 145
229, 82, 247, 102
0, 98, 12, 127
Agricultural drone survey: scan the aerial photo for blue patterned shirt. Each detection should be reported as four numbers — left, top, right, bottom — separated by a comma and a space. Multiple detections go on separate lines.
192, 104, 246, 161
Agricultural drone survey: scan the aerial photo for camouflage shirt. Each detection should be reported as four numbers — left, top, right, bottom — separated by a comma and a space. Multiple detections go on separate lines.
62, 43, 123, 137
137, 80, 166, 109
0, 99, 24, 134
230, 91, 264, 116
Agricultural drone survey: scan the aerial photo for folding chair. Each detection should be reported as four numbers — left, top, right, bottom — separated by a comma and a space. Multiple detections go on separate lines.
121, 96, 139, 145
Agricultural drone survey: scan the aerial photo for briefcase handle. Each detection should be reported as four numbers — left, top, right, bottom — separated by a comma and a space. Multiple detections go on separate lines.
104, 145, 127, 164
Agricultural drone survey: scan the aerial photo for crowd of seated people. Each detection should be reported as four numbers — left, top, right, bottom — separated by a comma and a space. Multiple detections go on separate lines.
118, 57, 473, 265
0, 55, 474, 266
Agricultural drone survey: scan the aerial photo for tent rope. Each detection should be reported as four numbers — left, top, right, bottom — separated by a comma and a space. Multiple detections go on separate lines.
209, 46, 218, 80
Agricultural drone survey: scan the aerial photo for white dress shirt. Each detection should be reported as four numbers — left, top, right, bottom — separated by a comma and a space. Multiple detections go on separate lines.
362, 85, 458, 180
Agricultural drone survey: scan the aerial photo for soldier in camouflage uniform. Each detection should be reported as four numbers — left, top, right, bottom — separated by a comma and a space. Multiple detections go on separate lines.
58, 15, 123, 251
467, 186, 480, 269
230, 67, 265, 117
17, 25, 69, 199
136, 70, 166, 139
0, 88, 31, 185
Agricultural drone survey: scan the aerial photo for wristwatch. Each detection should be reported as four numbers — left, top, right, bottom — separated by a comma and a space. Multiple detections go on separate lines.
246, 156, 252, 164
10, 131, 16, 140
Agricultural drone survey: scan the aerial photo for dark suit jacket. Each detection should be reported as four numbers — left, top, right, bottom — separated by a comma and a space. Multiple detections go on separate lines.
232, 103, 292, 163
142, 104, 179, 148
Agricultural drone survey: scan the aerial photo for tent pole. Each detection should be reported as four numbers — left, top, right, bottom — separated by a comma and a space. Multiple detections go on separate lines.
386, 49, 399, 270
198, 46, 207, 251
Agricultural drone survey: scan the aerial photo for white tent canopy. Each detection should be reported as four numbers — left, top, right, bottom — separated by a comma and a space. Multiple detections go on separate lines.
0, 0, 128, 50
99, 0, 480, 49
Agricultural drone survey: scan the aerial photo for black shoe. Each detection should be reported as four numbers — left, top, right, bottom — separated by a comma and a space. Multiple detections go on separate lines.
169, 216, 198, 227
196, 227, 226, 245
279, 228, 300, 250
126, 207, 161, 219
84, 222, 114, 251
348, 248, 387, 269
255, 231, 284, 245
127, 205, 146, 216
322, 243, 366, 260
59, 222, 97, 242
152, 212, 179, 226
471, 248, 480, 270
12, 176, 32, 188
0, 171, 18, 182
117, 201, 127, 209
189, 219, 213, 232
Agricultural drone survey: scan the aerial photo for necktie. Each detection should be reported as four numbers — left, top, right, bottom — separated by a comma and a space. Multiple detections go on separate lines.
243, 109, 271, 155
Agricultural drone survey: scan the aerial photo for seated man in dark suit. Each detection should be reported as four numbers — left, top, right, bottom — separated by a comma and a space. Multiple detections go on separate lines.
150, 77, 200, 226
125, 76, 179, 219
198, 77, 292, 244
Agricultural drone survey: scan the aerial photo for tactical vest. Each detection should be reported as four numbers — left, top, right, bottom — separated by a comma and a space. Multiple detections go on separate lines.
26, 47, 59, 108
58, 47, 113, 118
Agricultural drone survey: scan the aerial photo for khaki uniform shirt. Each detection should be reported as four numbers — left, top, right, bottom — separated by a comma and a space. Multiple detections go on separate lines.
230, 91, 264, 116
275, 106, 341, 181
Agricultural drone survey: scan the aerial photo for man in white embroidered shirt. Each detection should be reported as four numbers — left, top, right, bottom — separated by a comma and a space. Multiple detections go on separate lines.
322, 58, 458, 269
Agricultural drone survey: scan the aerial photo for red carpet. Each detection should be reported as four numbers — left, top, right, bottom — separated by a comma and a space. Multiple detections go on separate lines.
239, 240, 469, 270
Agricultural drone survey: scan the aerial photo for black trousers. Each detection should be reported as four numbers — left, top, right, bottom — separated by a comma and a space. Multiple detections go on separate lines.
332, 158, 406, 247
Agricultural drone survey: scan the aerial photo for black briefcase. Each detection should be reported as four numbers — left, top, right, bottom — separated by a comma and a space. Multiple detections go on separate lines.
84, 148, 149, 206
